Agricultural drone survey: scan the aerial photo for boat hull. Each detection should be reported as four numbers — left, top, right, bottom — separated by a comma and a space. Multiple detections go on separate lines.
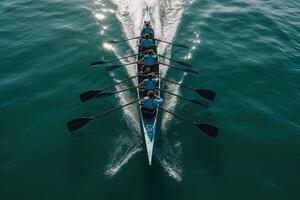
136, 7, 160, 165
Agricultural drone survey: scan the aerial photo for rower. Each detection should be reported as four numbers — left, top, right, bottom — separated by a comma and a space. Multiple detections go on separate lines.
141, 91, 163, 116
139, 33, 156, 52
138, 72, 158, 96
141, 21, 154, 37
138, 49, 158, 73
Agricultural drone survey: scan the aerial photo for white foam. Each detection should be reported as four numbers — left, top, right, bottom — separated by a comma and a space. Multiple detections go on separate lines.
156, 140, 183, 182
104, 134, 143, 177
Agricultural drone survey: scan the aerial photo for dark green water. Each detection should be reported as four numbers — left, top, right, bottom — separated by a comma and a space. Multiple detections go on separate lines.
1, 0, 299, 199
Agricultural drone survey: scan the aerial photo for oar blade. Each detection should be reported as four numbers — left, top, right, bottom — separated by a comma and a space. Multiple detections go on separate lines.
196, 89, 216, 101
80, 90, 101, 102
67, 117, 93, 132
95, 92, 114, 98
90, 60, 107, 66
196, 123, 219, 137
105, 65, 122, 71
190, 100, 209, 109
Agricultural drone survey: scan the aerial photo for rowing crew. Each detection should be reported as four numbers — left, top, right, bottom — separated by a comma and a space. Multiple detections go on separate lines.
138, 21, 163, 116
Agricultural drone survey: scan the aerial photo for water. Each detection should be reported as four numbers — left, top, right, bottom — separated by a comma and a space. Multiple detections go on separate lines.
1, 0, 299, 199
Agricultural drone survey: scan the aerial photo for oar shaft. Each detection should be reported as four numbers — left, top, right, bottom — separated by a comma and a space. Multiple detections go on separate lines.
159, 88, 190, 102
114, 86, 137, 95
102, 75, 137, 91
94, 98, 142, 118
107, 37, 140, 44
106, 61, 138, 71
107, 54, 138, 63
156, 39, 172, 45
91, 51, 152, 66
155, 39, 189, 49
159, 55, 178, 63
160, 77, 194, 91
159, 63, 196, 74
159, 88, 208, 108
157, 106, 218, 137
157, 106, 195, 125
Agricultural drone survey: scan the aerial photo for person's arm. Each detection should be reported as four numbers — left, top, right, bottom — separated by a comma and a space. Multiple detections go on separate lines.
153, 96, 163, 108
153, 56, 159, 64
139, 98, 145, 106
138, 56, 145, 64
138, 39, 144, 47
138, 80, 146, 87
155, 95, 163, 103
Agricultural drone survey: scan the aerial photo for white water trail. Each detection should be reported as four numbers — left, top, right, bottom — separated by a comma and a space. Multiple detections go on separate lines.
94, 0, 187, 180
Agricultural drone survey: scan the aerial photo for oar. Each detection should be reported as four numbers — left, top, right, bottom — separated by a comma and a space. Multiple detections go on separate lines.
155, 39, 189, 49
90, 50, 150, 66
91, 53, 190, 67
106, 37, 140, 44
67, 98, 142, 132
159, 55, 192, 67
80, 75, 137, 102
160, 89, 209, 109
90, 54, 138, 66
105, 62, 138, 71
157, 106, 218, 137
107, 37, 188, 49
95, 86, 137, 98
159, 63, 198, 74
160, 77, 216, 100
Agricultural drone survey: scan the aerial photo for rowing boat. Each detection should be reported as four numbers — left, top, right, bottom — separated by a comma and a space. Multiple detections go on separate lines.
66, 6, 219, 167
137, 8, 159, 165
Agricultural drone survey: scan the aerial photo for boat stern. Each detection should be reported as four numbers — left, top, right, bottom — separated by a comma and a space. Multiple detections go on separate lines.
142, 119, 157, 165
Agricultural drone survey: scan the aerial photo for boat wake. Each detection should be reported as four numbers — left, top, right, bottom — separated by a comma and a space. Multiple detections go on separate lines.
104, 132, 143, 177
94, 0, 187, 181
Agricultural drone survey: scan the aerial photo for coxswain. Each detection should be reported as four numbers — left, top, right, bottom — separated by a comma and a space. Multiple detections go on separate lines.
141, 91, 163, 116
141, 21, 154, 37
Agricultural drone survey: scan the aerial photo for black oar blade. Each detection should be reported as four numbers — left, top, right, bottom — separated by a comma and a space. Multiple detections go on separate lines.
196, 123, 219, 137
91, 60, 107, 66
95, 92, 114, 98
190, 100, 209, 109
80, 90, 101, 102
196, 89, 216, 100
67, 117, 93, 132
105, 65, 122, 71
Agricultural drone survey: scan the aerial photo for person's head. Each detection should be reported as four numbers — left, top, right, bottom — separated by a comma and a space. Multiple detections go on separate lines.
147, 91, 155, 98
148, 72, 155, 79
145, 33, 150, 39
147, 49, 154, 55
144, 21, 150, 27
